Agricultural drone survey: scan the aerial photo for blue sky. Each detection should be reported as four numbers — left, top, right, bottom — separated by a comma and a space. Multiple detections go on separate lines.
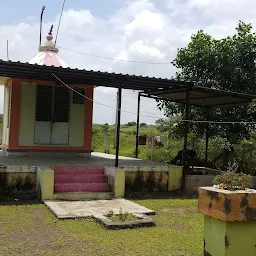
0, 0, 255, 124
0, 0, 123, 24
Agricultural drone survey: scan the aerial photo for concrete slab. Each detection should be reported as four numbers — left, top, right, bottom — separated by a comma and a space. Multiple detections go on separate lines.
44, 198, 155, 219
0, 150, 168, 167
92, 152, 142, 160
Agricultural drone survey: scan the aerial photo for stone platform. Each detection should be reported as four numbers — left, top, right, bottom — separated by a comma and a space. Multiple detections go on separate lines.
45, 198, 155, 219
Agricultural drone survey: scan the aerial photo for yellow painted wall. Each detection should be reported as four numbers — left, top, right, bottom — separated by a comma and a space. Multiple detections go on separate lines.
204, 215, 226, 256
168, 166, 183, 191
19, 82, 36, 146
69, 102, 85, 146
3, 85, 11, 145
18, 82, 85, 147
204, 215, 256, 256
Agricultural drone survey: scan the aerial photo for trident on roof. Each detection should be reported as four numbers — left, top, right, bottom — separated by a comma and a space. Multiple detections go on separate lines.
49, 24, 53, 35
39, 6, 46, 48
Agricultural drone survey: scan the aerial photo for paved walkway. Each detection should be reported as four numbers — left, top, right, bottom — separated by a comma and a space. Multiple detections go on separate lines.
0, 151, 169, 167
45, 198, 155, 219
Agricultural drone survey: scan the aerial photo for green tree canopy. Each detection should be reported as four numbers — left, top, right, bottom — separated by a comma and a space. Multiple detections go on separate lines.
159, 21, 256, 143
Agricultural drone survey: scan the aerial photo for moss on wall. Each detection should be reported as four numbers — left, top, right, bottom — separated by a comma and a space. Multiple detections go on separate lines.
125, 171, 168, 193
0, 172, 36, 193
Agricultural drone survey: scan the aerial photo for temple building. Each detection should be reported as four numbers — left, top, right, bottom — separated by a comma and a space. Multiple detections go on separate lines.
1, 27, 94, 156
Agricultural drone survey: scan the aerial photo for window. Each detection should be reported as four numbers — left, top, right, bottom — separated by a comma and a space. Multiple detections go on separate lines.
72, 87, 85, 104
35, 85, 70, 122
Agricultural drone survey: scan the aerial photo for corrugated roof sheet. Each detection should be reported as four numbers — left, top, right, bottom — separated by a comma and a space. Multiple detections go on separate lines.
0, 59, 254, 107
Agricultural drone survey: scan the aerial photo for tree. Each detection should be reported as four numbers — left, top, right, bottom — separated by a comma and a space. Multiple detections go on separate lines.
155, 116, 181, 135
127, 122, 136, 126
140, 122, 147, 127
158, 21, 256, 143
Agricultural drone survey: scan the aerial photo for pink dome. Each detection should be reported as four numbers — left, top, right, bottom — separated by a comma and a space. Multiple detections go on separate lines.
29, 28, 68, 68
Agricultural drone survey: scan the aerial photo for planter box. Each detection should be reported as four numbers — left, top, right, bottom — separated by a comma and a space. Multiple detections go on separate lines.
198, 186, 256, 256
198, 186, 256, 221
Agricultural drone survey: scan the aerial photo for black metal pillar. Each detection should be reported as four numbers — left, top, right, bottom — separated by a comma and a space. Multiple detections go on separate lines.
115, 88, 122, 167
205, 108, 210, 167
135, 93, 141, 158
182, 90, 190, 191
183, 90, 190, 150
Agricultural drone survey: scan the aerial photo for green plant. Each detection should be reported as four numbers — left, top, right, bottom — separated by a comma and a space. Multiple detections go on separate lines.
118, 207, 129, 222
213, 163, 253, 190
105, 210, 114, 218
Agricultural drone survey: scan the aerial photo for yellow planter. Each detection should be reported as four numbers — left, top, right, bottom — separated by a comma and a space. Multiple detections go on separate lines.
198, 186, 256, 256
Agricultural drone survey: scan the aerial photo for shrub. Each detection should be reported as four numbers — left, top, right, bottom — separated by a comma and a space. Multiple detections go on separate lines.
127, 122, 136, 126
213, 163, 253, 190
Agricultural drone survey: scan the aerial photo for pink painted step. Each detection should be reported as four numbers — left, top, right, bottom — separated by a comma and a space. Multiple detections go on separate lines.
54, 174, 108, 184
54, 183, 112, 193
50, 166, 105, 175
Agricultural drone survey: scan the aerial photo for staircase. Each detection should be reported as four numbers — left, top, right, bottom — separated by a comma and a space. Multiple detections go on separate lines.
50, 166, 113, 200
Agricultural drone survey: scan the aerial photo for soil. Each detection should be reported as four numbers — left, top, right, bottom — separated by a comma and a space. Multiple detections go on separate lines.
0, 203, 94, 256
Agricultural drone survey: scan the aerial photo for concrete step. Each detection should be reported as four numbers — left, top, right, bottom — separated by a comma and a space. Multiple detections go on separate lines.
53, 192, 114, 201
50, 166, 105, 175
54, 183, 112, 193
54, 174, 108, 184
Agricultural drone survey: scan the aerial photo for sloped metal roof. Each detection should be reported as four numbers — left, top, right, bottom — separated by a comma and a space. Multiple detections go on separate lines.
0, 59, 192, 90
142, 86, 256, 108
0, 59, 254, 108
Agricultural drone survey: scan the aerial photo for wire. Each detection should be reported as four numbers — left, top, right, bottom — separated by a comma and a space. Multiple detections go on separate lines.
52, 72, 162, 118
51, 72, 256, 124
54, 0, 66, 47
56, 45, 172, 65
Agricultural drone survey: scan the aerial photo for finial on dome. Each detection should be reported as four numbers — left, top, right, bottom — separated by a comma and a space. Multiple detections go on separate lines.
39, 24, 59, 52
49, 24, 53, 35
46, 24, 54, 41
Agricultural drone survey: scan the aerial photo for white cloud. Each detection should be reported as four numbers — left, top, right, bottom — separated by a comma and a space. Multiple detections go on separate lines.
125, 10, 165, 35
0, 0, 256, 124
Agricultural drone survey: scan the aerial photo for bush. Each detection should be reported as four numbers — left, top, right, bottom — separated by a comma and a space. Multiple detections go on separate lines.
213, 166, 253, 191
127, 122, 136, 126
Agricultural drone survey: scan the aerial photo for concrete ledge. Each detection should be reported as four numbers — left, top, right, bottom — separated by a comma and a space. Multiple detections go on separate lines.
96, 214, 155, 230
168, 166, 182, 191
185, 174, 214, 194
41, 168, 54, 201
0, 166, 37, 194
0, 166, 37, 172
198, 186, 256, 221
115, 170, 125, 197
53, 192, 113, 201
105, 168, 125, 198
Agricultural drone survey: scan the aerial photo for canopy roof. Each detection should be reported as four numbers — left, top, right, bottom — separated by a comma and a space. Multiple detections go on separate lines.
142, 85, 256, 108
0, 59, 254, 108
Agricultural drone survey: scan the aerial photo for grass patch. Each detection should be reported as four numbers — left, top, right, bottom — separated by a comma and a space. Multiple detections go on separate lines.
0, 198, 203, 256
107, 214, 137, 222
106, 213, 137, 222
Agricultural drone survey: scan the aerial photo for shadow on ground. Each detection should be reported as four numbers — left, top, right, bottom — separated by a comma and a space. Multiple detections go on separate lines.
125, 191, 198, 200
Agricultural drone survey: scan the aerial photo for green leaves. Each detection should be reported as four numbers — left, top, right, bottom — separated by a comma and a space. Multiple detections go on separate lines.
160, 21, 256, 143
214, 171, 253, 191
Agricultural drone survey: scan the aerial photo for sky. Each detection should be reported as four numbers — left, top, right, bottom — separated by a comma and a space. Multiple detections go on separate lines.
0, 0, 255, 124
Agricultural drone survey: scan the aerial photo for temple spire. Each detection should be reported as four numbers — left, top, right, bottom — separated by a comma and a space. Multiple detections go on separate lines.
49, 24, 53, 35
30, 25, 67, 67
